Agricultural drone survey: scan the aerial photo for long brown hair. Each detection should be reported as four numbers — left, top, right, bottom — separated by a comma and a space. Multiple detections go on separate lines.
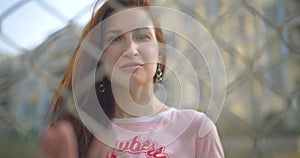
48, 0, 166, 157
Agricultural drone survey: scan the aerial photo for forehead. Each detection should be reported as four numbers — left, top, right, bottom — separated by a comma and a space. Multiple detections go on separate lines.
101, 8, 155, 32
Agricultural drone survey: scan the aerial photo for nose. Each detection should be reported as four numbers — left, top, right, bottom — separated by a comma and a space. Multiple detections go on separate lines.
123, 37, 139, 57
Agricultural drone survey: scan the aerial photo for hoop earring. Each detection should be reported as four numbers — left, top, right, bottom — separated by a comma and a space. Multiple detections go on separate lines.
98, 81, 105, 93
155, 64, 163, 83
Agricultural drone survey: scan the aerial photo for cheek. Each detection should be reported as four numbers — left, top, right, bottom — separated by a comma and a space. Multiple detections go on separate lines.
139, 43, 159, 77
144, 63, 157, 77
139, 43, 159, 63
102, 48, 121, 75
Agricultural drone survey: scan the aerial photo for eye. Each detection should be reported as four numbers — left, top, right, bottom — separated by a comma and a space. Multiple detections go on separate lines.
134, 32, 152, 40
107, 35, 123, 44
111, 36, 122, 42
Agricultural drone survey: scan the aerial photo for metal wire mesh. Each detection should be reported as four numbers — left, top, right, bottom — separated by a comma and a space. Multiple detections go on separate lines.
0, 0, 299, 157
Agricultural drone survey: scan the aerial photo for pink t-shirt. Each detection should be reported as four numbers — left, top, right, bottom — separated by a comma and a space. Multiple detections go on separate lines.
106, 108, 224, 158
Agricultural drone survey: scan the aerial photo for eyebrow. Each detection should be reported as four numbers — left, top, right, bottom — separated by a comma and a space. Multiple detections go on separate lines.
104, 29, 122, 36
104, 27, 153, 36
136, 27, 153, 31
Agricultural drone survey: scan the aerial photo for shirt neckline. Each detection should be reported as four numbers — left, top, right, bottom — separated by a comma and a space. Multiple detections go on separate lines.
112, 108, 176, 123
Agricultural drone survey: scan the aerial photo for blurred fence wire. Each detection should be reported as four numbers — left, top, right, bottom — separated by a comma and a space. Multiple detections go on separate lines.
0, 0, 300, 157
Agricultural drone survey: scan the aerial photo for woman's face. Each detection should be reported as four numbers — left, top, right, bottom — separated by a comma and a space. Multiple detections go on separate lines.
101, 8, 159, 86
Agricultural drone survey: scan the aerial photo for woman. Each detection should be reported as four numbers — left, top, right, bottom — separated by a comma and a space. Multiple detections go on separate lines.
42, 0, 224, 157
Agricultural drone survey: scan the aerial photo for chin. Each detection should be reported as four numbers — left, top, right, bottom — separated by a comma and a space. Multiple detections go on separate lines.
129, 74, 152, 86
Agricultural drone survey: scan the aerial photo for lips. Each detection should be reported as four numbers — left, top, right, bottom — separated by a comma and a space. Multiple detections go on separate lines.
119, 62, 143, 69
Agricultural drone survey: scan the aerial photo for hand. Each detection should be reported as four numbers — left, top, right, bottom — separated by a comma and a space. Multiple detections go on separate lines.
41, 121, 78, 158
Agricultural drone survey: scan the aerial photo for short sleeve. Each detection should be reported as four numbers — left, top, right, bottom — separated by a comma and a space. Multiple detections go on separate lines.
195, 115, 224, 158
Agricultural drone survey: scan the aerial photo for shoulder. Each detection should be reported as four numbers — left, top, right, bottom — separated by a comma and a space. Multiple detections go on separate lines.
172, 108, 216, 137
172, 108, 209, 123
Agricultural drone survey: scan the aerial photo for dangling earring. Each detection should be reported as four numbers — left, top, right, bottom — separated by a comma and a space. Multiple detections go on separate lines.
155, 64, 163, 83
98, 81, 105, 93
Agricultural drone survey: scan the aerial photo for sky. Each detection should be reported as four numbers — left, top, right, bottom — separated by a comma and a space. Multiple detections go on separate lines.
0, 0, 98, 56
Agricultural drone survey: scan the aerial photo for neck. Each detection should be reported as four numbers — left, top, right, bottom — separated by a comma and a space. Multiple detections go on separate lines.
113, 83, 168, 118
129, 82, 153, 105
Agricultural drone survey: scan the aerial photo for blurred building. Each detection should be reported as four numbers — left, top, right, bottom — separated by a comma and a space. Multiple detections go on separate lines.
0, 24, 81, 137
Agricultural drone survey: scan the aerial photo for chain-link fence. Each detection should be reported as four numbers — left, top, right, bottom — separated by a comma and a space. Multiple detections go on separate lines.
0, 0, 300, 157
